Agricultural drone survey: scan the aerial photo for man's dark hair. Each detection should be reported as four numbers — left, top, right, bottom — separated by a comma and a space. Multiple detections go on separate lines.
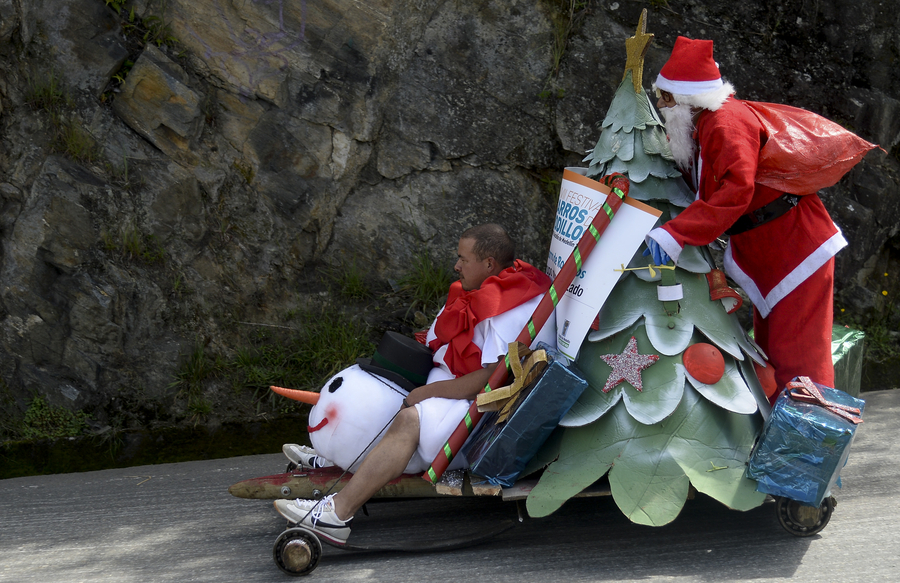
461, 223, 515, 269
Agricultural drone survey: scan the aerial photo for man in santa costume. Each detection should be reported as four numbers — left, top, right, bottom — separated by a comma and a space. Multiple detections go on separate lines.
645, 36, 846, 395
275, 223, 554, 544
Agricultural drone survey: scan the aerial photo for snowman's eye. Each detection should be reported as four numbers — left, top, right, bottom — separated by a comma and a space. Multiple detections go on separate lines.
327, 377, 343, 393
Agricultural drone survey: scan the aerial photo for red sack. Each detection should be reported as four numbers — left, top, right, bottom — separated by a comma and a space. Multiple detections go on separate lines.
744, 101, 879, 195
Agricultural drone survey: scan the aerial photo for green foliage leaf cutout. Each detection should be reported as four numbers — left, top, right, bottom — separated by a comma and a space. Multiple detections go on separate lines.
527, 384, 766, 526
563, 323, 684, 427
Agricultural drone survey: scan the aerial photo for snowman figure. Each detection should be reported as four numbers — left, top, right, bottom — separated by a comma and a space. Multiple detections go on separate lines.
273, 332, 435, 473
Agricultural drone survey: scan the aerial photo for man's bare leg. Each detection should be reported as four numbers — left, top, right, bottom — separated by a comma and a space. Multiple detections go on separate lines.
330, 406, 420, 521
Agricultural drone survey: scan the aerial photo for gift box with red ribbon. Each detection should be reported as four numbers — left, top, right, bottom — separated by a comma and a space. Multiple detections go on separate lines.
747, 376, 864, 507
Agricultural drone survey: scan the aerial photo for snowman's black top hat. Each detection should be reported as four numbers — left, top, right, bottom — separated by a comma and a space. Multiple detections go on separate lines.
357, 331, 435, 392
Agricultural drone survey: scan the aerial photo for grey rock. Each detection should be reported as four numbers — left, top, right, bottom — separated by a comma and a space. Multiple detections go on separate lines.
113, 44, 204, 165
330, 165, 552, 281
29, 0, 129, 97
146, 166, 205, 244
0, 0, 16, 44
839, 88, 900, 151
375, 130, 436, 180
2, 0, 899, 438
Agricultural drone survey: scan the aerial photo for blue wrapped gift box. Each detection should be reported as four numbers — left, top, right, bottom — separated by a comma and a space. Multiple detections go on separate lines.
461, 351, 588, 487
747, 379, 865, 507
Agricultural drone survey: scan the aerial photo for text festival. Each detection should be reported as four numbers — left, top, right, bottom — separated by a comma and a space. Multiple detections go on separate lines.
554, 187, 605, 242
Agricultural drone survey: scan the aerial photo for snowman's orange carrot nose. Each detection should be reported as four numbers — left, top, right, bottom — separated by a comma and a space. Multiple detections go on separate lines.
270, 386, 320, 405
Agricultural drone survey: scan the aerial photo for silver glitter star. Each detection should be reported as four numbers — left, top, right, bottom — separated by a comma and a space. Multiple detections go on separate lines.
599, 336, 659, 393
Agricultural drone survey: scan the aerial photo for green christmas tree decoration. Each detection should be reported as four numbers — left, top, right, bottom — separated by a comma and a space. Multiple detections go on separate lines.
526, 12, 771, 526
526, 382, 766, 526
584, 70, 694, 207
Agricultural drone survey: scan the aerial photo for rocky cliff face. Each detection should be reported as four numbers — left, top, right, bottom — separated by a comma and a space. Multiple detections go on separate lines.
1, 0, 898, 440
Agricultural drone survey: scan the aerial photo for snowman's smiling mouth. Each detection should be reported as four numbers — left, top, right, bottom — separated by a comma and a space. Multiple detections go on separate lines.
307, 418, 329, 433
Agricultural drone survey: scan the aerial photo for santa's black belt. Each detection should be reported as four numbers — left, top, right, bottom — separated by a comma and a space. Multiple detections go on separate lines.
725, 193, 801, 236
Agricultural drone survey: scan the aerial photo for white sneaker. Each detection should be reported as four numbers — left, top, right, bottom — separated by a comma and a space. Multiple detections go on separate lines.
274, 494, 352, 544
282, 444, 332, 469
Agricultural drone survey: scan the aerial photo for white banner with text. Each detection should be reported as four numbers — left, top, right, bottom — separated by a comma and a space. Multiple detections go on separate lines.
546, 168, 662, 360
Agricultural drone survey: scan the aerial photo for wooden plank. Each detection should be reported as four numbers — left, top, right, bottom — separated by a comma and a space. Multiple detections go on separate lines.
501, 478, 611, 501
434, 469, 465, 496
229, 468, 611, 501
229, 468, 443, 500
470, 482, 502, 496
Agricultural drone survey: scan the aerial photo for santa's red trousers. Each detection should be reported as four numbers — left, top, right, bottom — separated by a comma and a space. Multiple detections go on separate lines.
753, 258, 835, 400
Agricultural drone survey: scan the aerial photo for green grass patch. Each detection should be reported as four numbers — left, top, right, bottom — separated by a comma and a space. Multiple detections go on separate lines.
54, 117, 103, 164
319, 259, 371, 301
538, 0, 588, 99
230, 305, 375, 393
399, 251, 453, 313
169, 342, 216, 419
170, 305, 375, 417
21, 396, 89, 441
104, 155, 140, 191
837, 269, 900, 361
25, 69, 104, 163
114, 2, 180, 51
103, 0, 128, 13
103, 224, 166, 265
25, 70, 72, 113
172, 342, 214, 395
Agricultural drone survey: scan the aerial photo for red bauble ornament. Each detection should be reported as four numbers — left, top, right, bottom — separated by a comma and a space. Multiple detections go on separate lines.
753, 360, 779, 402
683, 343, 725, 384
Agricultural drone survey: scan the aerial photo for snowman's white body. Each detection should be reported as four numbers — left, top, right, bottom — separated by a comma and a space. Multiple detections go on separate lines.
308, 364, 415, 473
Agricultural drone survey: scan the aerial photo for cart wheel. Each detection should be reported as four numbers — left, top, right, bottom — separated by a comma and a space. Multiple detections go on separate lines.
775, 496, 835, 537
273, 527, 323, 576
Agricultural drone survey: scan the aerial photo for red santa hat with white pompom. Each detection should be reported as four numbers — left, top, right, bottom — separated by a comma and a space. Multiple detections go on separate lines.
655, 36, 724, 95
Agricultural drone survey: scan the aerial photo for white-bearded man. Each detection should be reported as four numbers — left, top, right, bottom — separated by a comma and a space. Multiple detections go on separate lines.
646, 36, 847, 397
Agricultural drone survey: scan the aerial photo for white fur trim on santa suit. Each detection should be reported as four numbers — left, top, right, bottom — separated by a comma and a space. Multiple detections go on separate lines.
673, 83, 735, 112
407, 294, 556, 472
653, 82, 735, 113
646, 227, 684, 264
656, 74, 724, 96
724, 229, 847, 318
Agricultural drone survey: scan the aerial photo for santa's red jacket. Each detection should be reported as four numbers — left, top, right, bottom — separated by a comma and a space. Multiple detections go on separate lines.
647, 96, 847, 317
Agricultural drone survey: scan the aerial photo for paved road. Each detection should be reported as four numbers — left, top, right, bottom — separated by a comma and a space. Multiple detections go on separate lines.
1, 390, 898, 582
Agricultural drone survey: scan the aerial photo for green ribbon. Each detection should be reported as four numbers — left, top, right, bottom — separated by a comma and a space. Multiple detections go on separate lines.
659, 264, 679, 317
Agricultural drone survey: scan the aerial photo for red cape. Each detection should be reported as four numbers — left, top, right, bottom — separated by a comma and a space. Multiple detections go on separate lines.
429, 260, 550, 378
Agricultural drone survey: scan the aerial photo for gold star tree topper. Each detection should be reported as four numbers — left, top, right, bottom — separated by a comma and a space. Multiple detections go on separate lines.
623, 8, 653, 93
